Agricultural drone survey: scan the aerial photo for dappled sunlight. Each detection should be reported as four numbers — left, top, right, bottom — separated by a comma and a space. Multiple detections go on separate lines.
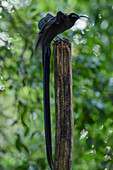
0, 32, 13, 47
1, 0, 32, 10
100, 20, 109, 30
93, 44, 100, 56
80, 129, 88, 140
71, 19, 87, 31
73, 34, 87, 45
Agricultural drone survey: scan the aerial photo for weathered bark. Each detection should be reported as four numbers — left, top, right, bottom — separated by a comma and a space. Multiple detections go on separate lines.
53, 38, 73, 170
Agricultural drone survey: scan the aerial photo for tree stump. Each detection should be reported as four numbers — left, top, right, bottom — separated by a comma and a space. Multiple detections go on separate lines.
53, 38, 73, 170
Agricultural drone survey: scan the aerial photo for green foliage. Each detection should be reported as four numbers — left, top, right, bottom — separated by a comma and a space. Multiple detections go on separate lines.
0, 0, 113, 169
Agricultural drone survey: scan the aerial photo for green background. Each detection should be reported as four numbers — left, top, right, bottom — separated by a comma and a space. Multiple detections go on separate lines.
0, 0, 113, 169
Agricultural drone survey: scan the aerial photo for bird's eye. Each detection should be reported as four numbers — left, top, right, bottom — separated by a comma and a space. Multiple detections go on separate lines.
71, 14, 77, 18
71, 14, 75, 17
71, 14, 78, 18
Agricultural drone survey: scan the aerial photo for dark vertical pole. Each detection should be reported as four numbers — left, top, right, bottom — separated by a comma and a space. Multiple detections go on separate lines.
53, 38, 73, 170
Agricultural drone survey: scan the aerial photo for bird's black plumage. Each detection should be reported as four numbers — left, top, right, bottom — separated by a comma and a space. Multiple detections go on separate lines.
35, 11, 89, 169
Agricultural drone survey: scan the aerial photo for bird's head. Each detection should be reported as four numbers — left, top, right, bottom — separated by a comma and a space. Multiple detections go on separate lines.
69, 13, 89, 22
69, 13, 80, 21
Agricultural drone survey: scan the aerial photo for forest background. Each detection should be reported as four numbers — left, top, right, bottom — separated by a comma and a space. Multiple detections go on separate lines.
0, 0, 113, 169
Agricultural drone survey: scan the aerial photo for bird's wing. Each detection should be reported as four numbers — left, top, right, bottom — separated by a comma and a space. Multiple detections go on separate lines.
38, 13, 54, 31
35, 13, 54, 56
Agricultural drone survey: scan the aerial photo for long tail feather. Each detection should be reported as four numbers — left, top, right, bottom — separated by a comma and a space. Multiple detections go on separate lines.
34, 32, 43, 57
43, 45, 53, 169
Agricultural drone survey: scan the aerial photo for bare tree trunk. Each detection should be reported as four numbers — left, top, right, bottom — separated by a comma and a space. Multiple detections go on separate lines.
53, 38, 73, 170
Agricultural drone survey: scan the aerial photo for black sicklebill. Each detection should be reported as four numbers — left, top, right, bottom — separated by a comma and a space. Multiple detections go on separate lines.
34, 11, 89, 169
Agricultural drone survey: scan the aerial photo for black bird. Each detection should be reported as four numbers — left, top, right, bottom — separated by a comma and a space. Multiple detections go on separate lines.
35, 11, 89, 169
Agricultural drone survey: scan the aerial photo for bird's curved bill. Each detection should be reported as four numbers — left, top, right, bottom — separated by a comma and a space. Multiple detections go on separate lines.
79, 15, 89, 19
